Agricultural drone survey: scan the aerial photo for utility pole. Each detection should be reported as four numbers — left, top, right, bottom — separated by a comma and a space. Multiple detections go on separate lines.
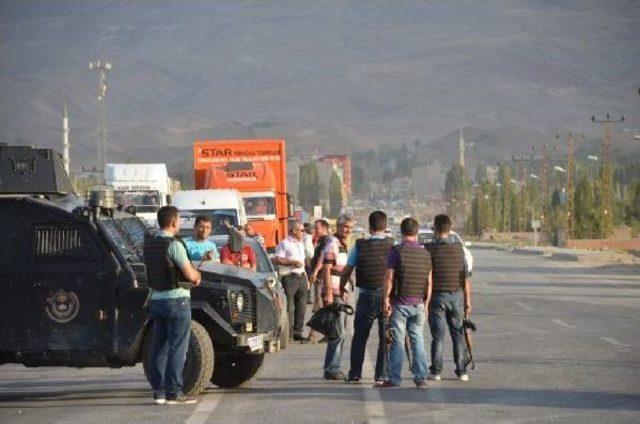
512, 147, 536, 233
540, 144, 549, 234
62, 103, 70, 175
458, 128, 466, 168
556, 132, 576, 239
591, 114, 624, 238
89, 59, 112, 182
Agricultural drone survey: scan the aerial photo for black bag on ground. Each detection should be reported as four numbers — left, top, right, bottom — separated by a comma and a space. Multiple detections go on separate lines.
306, 302, 354, 339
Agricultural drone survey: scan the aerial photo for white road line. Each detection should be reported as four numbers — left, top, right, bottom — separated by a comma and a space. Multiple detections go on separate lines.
185, 393, 221, 424
601, 337, 631, 347
346, 304, 387, 424
550, 318, 575, 329
515, 301, 533, 312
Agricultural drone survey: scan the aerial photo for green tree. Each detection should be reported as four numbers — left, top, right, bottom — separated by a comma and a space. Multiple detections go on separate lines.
626, 181, 640, 235
444, 164, 471, 223
574, 173, 599, 239
328, 170, 343, 218
498, 164, 513, 232
298, 162, 320, 212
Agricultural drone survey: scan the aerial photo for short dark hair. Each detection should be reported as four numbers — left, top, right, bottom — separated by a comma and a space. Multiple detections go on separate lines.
400, 217, 419, 236
314, 219, 329, 230
157, 206, 179, 229
433, 214, 452, 234
369, 210, 387, 232
194, 215, 213, 226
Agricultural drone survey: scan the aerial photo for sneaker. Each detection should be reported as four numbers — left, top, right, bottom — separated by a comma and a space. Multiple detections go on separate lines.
293, 335, 310, 344
153, 394, 165, 405
414, 379, 427, 389
427, 373, 441, 381
373, 379, 386, 387
323, 371, 346, 381
345, 375, 361, 384
165, 394, 197, 405
375, 380, 399, 389
458, 374, 469, 382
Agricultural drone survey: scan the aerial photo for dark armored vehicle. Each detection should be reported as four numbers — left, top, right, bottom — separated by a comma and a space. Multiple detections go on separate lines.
0, 145, 287, 395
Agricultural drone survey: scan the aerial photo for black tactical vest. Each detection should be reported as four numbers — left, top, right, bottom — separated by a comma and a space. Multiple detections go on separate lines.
355, 237, 394, 289
392, 245, 432, 298
426, 242, 466, 292
144, 234, 189, 291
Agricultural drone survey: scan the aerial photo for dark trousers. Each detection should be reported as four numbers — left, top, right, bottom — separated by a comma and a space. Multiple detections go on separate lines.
282, 273, 308, 338
428, 291, 467, 376
348, 288, 388, 381
149, 297, 192, 397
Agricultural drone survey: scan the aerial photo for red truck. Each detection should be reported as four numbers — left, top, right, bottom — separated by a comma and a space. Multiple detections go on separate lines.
193, 139, 293, 251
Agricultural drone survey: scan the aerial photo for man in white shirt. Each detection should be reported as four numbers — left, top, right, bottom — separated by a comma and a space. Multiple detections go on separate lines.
272, 220, 308, 342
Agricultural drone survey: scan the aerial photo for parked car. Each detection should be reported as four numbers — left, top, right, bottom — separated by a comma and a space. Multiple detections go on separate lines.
419, 228, 473, 275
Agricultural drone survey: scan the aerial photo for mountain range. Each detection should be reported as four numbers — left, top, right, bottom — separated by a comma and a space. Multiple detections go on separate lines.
1, 0, 638, 178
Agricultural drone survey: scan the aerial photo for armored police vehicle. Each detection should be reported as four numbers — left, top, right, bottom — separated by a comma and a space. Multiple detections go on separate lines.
0, 145, 287, 395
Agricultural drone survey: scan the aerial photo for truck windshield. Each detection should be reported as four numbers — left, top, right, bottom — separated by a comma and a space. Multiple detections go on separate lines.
243, 196, 276, 216
114, 190, 161, 213
179, 209, 238, 235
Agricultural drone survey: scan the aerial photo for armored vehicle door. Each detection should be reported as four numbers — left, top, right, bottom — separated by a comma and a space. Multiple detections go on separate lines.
0, 199, 116, 353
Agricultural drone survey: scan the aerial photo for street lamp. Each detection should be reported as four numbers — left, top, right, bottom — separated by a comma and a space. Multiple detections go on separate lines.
554, 166, 567, 174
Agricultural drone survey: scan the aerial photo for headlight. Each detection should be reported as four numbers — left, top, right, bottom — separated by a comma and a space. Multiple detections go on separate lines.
236, 293, 244, 312
266, 277, 277, 289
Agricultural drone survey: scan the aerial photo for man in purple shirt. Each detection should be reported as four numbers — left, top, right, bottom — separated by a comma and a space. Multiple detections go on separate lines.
379, 217, 432, 389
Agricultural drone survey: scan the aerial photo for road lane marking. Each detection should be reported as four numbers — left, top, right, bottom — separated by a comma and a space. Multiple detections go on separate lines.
515, 301, 533, 312
551, 318, 575, 329
185, 393, 221, 424
601, 337, 631, 347
346, 300, 387, 424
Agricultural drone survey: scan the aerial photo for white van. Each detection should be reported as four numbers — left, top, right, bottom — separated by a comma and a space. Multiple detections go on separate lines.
173, 189, 247, 235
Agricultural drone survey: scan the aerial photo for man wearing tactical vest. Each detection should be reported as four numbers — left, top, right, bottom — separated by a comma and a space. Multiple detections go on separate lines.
321, 213, 355, 380
379, 217, 431, 389
339, 211, 394, 384
144, 206, 202, 405
426, 214, 472, 382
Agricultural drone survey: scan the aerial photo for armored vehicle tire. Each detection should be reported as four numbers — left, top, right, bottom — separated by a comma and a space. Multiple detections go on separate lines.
280, 310, 289, 349
143, 320, 214, 396
210, 352, 265, 388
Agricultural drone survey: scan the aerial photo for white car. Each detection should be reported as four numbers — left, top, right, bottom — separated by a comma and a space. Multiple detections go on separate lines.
418, 229, 473, 275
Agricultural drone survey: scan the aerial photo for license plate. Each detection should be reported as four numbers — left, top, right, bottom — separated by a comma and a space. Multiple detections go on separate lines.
248, 335, 263, 351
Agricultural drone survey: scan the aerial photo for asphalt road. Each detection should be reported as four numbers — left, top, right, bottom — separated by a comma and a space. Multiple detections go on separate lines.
2, 248, 639, 423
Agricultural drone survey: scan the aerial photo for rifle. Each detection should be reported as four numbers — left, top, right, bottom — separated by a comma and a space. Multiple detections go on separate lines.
462, 314, 477, 370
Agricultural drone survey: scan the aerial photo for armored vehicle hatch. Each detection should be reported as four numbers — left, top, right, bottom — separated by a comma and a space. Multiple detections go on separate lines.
0, 144, 73, 195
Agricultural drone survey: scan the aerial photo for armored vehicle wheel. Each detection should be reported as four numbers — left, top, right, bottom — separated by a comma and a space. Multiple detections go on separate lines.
279, 310, 289, 350
210, 352, 264, 388
143, 320, 214, 396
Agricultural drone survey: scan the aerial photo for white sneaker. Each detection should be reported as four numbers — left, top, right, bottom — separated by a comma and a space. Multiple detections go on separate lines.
427, 373, 441, 381
458, 374, 469, 382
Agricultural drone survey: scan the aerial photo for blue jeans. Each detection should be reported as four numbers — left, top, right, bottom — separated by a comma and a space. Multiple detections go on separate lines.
348, 288, 388, 381
428, 291, 467, 376
388, 303, 428, 385
149, 297, 192, 397
323, 298, 346, 373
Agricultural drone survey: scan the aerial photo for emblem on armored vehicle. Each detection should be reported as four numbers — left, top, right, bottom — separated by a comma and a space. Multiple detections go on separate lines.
45, 290, 79, 323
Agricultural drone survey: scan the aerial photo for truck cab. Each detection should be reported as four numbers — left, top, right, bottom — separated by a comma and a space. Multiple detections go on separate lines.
105, 163, 172, 228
